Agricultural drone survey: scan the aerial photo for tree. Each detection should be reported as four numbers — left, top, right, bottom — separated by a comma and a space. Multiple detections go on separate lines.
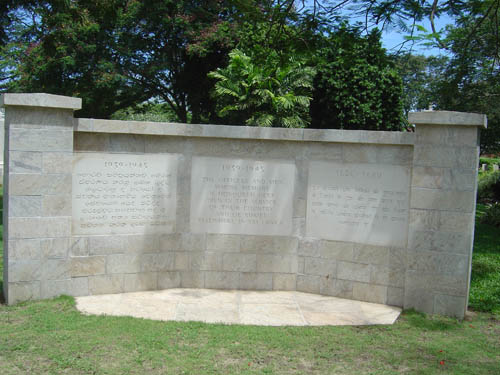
432, 0, 500, 152
3, 1, 150, 118
310, 27, 404, 130
394, 54, 448, 115
1, 0, 256, 120
209, 49, 315, 127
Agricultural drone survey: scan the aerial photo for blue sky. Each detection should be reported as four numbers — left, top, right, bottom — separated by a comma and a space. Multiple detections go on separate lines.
300, 0, 454, 56
381, 14, 454, 56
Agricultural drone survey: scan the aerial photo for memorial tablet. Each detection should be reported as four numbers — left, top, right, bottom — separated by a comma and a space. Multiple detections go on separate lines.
73, 153, 178, 235
307, 161, 410, 247
190, 156, 295, 235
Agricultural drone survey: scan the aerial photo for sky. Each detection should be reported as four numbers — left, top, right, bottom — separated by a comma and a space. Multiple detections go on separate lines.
301, 0, 454, 57
381, 15, 454, 56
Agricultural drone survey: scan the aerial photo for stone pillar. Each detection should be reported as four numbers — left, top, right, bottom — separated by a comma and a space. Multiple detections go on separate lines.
406, 110, 486, 318
1, 93, 81, 304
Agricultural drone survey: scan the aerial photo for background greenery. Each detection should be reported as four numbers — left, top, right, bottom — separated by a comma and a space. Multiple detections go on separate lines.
0, 1, 498, 148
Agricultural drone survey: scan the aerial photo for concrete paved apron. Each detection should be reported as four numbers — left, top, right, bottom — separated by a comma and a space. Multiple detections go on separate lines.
76, 289, 401, 326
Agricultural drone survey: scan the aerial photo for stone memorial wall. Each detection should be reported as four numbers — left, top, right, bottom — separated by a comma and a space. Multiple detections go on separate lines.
1, 93, 487, 319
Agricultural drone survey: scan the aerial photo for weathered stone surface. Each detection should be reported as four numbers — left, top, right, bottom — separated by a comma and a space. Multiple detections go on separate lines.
415, 125, 479, 146
9, 151, 42, 173
320, 278, 353, 299
107, 254, 141, 274
411, 166, 476, 191
160, 233, 182, 252
158, 272, 181, 289
410, 189, 475, 213
8, 239, 40, 260
43, 259, 71, 281
190, 156, 295, 236
408, 251, 469, 276
409, 110, 487, 128
180, 271, 204, 288
42, 238, 70, 258
434, 294, 467, 318
71, 256, 106, 277
109, 134, 145, 153
408, 231, 471, 254
337, 262, 371, 283
413, 145, 478, 169
405, 270, 468, 296
88, 274, 124, 295
403, 288, 434, 314
42, 194, 71, 216
123, 272, 157, 292
141, 253, 175, 272
9, 195, 41, 217
74, 133, 109, 151
9, 128, 73, 152
69, 237, 89, 257
181, 233, 206, 252
1, 95, 484, 319
41, 277, 89, 299
370, 266, 405, 287
304, 257, 336, 278
174, 252, 189, 270
240, 272, 272, 290
7, 281, 41, 304
73, 153, 178, 235
272, 274, 296, 291
257, 254, 298, 273
8, 261, 42, 282
296, 275, 320, 294
190, 252, 222, 271
204, 271, 239, 289
206, 234, 240, 252
222, 253, 256, 272
352, 282, 387, 304
307, 161, 410, 247
343, 144, 412, 166
89, 236, 124, 255
387, 287, 404, 307
353, 245, 390, 266
1, 93, 82, 109
409, 209, 474, 233
9, 174, 71, 195
42, 152, 73, 174
241, 236, 297, 254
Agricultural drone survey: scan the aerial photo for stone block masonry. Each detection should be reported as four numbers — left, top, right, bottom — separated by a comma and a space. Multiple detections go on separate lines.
1, 93, 486, 319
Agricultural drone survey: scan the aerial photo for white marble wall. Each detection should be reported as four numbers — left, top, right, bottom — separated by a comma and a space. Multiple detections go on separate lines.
1, 94, 486, 319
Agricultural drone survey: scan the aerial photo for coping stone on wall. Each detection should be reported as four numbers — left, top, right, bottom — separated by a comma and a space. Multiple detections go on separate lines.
74, 118, 415, 145
0, 93, 82, 110
409, 110, 487, 128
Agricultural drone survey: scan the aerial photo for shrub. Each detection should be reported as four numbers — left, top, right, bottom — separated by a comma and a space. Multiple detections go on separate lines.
479, 157, 500, 172
477, 171, 500, 203
480, 203, 500, 227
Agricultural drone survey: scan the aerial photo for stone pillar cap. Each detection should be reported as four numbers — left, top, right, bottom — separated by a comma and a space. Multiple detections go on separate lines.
409, 110, 487, 129
0, 93, 82, 110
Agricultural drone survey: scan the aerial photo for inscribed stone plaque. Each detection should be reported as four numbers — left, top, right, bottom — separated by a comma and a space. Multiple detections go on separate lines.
73, 153, 178, 235
306, 161, 410, 247
190, 156, 295, 235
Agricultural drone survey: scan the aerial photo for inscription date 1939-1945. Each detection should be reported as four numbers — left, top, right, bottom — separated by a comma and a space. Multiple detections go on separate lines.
221, 163, 265, 172
104, 160, 149, 169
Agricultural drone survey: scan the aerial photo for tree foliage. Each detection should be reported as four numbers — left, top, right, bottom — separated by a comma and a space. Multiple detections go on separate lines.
209, 49, 315, 127
310, 28, 404, 130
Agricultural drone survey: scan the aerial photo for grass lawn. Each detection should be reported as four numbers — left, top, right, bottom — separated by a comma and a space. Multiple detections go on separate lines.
0, 206, 499, 374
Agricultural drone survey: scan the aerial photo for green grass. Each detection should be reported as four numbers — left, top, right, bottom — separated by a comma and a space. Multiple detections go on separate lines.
470, 204, 500, 314
0, 201, 499, 374
0, 297, 499, 374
